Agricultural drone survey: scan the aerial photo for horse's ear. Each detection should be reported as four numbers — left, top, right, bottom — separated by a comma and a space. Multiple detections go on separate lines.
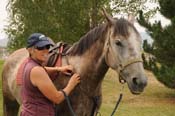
101, 8, 114, 26
128, 14, 135, 24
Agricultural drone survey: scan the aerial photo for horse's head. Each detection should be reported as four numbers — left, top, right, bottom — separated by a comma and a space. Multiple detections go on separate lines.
102, 9, 147, 94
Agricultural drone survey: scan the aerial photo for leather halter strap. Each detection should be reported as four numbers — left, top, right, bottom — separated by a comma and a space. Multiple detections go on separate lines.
118, 57, 143, 83
118, 58, 143, 72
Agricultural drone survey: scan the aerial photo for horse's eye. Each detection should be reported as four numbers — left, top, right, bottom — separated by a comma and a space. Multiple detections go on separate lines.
115, 39, 122, 46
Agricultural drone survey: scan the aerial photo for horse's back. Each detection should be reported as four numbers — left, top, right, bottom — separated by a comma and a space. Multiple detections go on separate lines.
2, 48, 28, 103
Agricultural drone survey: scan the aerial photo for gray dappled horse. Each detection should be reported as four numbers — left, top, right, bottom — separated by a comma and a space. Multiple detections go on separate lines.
2, 10, 147, 116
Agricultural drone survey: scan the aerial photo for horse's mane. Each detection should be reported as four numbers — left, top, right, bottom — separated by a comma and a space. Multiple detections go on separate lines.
68, 23, 108, 56
68, 18, 138, 56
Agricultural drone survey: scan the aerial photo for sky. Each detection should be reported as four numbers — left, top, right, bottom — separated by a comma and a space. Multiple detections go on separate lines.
0, 0, 171, 41
0, 0, 8, 40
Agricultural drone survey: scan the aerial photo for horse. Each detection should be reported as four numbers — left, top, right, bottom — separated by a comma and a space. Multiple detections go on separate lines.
2, 9, 147, 116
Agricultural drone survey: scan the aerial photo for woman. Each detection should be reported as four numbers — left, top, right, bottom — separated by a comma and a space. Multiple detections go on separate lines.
20, 33, 80, 116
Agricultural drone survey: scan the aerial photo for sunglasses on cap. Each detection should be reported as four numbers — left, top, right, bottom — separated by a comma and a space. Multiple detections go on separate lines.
35, 45, 50, 50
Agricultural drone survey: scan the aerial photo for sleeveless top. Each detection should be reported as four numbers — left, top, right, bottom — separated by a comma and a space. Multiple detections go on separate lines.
20, 58, 55, 116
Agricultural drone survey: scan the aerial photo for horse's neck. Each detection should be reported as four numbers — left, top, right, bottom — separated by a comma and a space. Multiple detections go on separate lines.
70, 38, 108, 72
63, 38, 109, 93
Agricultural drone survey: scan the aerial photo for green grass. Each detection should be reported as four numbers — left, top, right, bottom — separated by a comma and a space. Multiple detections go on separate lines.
0, 60, 175, 116
99, 69, 175, 116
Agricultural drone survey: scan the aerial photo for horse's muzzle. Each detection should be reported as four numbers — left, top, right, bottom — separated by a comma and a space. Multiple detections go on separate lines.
128, 75, 147, 94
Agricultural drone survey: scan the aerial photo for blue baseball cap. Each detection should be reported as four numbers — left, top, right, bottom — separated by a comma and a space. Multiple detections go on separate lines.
27, 33, 53, 48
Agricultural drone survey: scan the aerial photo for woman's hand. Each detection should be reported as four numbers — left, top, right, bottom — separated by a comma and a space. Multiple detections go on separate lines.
62, 73, 81, 97
57, 65, 74, 76
67, 73, 81, 90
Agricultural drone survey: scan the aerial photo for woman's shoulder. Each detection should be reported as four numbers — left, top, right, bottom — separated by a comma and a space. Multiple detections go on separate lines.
30, 66, 48, 86
31, 66, 46, 75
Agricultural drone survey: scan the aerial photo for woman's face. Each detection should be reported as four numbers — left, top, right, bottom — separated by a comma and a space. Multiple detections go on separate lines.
29, 45, 50, 64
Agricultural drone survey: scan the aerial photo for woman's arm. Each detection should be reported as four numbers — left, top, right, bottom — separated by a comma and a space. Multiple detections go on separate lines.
44, 66, 59, 74
30, 66, 80, 104
44, 65, 73, 76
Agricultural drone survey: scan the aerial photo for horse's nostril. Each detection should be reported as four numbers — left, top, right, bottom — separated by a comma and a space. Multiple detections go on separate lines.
133, 77, 138, 85
132, 76, 147, 87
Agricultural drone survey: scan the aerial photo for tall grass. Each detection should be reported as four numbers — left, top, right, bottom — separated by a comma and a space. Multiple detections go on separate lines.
0, 60, 175, 116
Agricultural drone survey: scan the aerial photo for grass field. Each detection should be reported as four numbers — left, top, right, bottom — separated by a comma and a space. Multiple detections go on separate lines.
0, 60, 175, 116
100, 69, 175, 116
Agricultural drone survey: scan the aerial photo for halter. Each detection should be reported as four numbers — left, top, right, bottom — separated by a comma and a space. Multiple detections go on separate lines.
118, 57, 143, 83
105, 29, 143, 84
104, 28, 143, 116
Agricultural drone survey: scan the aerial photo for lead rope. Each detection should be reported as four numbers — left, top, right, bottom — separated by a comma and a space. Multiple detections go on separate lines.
61, 90, 77, 116
110, 85, 124, 116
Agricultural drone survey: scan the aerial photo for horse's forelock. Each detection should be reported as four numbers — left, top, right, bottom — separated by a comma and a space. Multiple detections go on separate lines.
113, 18, 139, 39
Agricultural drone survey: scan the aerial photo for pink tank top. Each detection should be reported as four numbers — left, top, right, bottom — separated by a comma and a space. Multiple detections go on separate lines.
20, 58, 55, 116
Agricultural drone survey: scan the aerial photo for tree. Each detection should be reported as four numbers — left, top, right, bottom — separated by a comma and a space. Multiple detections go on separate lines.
112, 0, 158, 19
5, 0, 110, 51
138, 0, 175, 88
